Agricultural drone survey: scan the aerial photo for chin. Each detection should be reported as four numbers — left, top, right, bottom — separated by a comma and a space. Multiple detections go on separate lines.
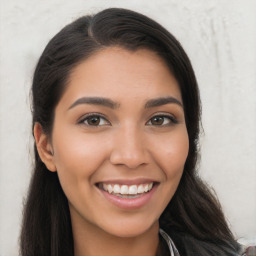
99, 216, 159, 238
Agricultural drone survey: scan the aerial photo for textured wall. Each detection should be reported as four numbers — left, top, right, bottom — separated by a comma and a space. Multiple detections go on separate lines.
0, 0, 255, 255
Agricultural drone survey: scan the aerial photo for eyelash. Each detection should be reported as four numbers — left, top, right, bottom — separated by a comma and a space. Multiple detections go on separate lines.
146, 114, 178, 126
78, 113, 110, 127
78, 113, 178, 127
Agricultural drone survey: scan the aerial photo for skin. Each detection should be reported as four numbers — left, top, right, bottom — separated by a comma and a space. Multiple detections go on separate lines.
35, 47, 189, 256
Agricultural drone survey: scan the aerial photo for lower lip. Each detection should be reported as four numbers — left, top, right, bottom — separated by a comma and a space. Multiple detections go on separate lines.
99, 185, 158, 210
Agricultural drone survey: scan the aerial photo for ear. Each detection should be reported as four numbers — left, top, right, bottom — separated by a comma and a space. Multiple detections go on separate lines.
34, 122, 56, 172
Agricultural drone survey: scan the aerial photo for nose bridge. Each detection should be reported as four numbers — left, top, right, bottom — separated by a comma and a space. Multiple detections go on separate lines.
110, 124, 148, 168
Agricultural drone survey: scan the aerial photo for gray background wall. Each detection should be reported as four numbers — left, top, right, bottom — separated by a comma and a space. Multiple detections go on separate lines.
0, 0, 255, 255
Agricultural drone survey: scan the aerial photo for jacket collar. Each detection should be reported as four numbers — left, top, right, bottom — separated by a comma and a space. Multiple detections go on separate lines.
160, 229, 180, 256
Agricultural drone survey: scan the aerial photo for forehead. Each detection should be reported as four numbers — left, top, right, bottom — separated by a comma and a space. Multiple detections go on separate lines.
61, 47, 182, 105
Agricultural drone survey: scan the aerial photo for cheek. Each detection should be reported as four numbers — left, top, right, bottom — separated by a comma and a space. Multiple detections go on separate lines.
153, 128, 189, 178
149, 128, 189, 215
51, 127, 110, 188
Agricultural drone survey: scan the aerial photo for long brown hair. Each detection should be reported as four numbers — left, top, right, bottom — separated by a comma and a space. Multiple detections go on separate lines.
20, 8, 240, 255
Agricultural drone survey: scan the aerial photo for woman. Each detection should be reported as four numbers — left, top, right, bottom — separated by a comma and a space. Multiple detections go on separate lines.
20, 8, 241, 256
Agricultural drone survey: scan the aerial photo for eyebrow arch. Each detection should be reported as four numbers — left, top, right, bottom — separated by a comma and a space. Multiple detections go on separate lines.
145, 97, 183, 108
68, 97, 120, 110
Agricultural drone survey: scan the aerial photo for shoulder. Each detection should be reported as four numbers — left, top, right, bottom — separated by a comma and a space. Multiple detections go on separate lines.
169, 231, 242, 256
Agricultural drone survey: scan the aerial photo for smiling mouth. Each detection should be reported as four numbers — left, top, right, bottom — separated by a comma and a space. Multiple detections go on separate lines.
97, 182, 155, 199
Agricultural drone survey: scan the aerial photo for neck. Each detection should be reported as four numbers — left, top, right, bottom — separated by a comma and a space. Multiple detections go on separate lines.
71, 212, 159, 256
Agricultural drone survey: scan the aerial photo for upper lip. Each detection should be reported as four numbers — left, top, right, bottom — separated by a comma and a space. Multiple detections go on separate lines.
96, 178, 159, 185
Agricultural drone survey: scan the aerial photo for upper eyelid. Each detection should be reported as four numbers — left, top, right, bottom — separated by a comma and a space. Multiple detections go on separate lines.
146, 113, 178, 124
77, 113, 110, 124
147, 112, 177, 119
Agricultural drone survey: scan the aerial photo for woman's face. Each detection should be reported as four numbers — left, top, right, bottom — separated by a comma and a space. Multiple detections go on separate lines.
49, 47, 189, 237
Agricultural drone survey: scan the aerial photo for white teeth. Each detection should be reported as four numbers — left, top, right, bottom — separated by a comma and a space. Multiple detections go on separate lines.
137, 184, 144, 194
103, 183, 108, 191
113, 184, 120, 193
102, 182, 154, 195
107, 184, 113, 193
129, 185, 137, 194
120, 185, 129, 194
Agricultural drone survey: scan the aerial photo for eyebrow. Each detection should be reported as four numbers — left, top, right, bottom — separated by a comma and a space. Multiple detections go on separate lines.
145, 97, 183, 108
68, 96, 183, 110
68, 97, 119, 110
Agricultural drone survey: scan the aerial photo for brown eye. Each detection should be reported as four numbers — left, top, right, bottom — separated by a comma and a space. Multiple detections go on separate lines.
87, 116, 101, 126
146, 115, 178, 126
79, 114, 110, 126
151, 116, 165, 125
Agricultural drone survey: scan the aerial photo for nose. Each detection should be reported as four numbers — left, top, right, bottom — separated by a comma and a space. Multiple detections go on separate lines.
109, 126, 149, 169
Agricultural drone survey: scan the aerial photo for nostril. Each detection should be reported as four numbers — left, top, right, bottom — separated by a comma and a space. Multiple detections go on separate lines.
109, 150, 147, 168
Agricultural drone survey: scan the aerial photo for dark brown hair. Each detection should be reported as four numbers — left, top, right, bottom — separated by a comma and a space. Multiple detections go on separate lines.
20, 8, 240, 256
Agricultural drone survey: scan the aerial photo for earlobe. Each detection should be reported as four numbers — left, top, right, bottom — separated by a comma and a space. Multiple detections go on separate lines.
34, 122, 56, 172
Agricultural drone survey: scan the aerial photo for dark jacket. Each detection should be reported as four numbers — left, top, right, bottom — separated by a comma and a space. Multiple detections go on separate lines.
169, 231, 242, 256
